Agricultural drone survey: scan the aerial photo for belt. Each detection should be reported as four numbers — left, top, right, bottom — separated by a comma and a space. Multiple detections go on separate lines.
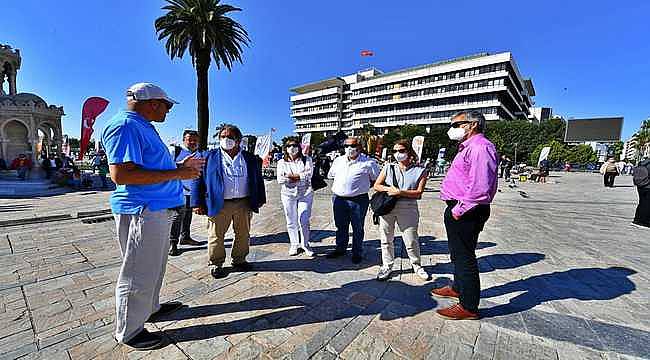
224, 197, 249, 202
335, 194, 368, 200
446, 199, 490, 209
445, 200, 458, 206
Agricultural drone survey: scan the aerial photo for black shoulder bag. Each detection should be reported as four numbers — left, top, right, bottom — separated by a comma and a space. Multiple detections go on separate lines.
370, 164, 400, 225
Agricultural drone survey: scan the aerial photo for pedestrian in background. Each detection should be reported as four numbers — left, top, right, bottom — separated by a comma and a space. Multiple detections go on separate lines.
432, 110, 498, 320
600, 158, 619, 188
10, 153, 32, 180
168, 129, 204, 256
538, 158, 550, 183
277, 138, 315, 256
373, 139, 429, 281
191, 124, 266, 279
101, 82, 204, 350
326, 137, 380, 264
632, 158, 650, 229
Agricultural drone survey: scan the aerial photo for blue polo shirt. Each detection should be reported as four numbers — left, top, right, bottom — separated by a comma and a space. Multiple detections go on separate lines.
101, 110, 183, 214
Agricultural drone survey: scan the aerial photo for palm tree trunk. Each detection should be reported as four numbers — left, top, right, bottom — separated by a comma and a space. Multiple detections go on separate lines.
195, 50, 211, 150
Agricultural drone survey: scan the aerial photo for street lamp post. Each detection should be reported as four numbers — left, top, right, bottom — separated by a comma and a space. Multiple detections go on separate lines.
514, 142, 518, 166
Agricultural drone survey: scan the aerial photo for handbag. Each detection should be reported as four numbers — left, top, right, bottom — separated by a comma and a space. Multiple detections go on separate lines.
303, 156, 328, 191
311, 172, 327, 191
370, 164, 400, 224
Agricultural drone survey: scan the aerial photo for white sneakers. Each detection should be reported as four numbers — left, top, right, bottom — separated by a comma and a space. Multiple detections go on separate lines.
377, 265, 429, 281
288, 246, 315, 257
413, 266, 430, 281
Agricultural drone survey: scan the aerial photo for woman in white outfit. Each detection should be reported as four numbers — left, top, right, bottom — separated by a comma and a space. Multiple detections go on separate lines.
373, 139, 429, 281
277, 138, 315, 256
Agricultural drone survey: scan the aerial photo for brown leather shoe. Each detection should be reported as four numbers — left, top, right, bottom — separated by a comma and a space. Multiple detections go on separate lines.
436, 304, 479, 320
430, 285, 460, 299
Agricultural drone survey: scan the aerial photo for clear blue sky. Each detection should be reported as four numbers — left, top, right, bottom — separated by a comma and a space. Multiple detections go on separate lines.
3, 0, 649, 143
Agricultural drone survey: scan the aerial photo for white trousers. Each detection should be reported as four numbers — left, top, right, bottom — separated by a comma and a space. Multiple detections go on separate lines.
379, 201, 422, 269
281, 191, 314, 251
113, 208, 170, 343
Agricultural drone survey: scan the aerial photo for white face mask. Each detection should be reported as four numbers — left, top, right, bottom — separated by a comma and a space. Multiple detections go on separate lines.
220, 138, 236, 151
447, 127, 467, 141
345, 146, 358, 158
288, 146, 300, 156
394, 152, 408, 162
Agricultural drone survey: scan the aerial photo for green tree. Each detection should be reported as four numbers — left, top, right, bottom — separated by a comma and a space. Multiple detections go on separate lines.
610, 141, 624, 159
310, 132, 326, 149
399, 124, 426, 140
565, 144, 597, 164
155, 0, 250, 150
381, 129, 401, 152
635, 119, 650, 162
530, 140, 568, 165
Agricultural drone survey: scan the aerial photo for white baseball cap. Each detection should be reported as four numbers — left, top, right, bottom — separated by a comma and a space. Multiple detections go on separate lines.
126, 83, 179, 104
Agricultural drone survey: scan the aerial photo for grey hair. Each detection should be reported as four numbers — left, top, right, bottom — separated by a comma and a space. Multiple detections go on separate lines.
451, 110, 486, 132
214, 124, 242, 140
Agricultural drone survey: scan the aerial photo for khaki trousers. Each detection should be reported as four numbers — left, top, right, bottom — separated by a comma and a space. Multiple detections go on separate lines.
207, 198, 252, 267
379, 200, 422, 269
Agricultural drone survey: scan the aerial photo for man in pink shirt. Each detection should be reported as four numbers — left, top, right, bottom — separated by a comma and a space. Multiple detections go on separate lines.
431, 110, 498, 320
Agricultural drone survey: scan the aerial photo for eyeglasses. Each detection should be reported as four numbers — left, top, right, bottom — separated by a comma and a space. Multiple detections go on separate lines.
154, 99, 173, 111
449, 121, 471, 128
393, 148, 407, 153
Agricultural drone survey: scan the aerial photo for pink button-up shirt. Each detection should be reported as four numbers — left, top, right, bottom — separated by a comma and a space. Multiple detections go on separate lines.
440, 133, 498, 218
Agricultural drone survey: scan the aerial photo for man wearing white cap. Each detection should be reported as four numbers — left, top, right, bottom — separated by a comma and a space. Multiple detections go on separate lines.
101, 83, 204, 350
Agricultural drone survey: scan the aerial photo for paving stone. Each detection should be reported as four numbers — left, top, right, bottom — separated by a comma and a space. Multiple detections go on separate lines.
0, 174, 648, 359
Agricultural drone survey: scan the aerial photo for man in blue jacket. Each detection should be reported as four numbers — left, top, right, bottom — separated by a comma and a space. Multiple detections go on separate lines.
191, 124, 266, 279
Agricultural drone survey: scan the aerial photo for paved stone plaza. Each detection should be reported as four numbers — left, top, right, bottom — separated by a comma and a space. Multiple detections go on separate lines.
0, 172, 648, 359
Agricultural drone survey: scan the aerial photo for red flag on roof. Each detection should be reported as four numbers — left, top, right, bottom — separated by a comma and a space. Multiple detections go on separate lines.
360, 50, 374, 57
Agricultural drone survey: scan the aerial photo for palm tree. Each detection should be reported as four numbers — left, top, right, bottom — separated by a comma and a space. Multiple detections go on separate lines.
636, 119, 650, 162
155, 0, 250, 149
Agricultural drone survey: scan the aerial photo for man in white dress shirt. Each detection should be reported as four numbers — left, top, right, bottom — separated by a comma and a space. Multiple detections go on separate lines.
326, 137, 380, 263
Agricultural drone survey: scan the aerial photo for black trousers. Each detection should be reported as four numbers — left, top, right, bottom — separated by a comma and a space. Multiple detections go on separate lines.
634, 188, 650, 226
444, 201, 491, 313
169, 195, 193, 245
604, 173, 617, 187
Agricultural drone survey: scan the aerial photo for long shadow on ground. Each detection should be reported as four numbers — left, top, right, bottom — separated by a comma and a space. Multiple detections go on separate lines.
478, 267, 649, 357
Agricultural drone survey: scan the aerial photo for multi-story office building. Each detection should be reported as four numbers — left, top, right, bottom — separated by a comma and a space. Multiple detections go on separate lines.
290, 52, 536, 135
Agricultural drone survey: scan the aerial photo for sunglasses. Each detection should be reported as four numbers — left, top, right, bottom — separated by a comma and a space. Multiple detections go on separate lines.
286, 144, 299, 148
344, 144, 358, 148
450, 121, 471, 128
393, 148, 407, 153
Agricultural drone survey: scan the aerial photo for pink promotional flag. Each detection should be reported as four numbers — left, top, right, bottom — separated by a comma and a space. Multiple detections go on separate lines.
79, 97, 109, 160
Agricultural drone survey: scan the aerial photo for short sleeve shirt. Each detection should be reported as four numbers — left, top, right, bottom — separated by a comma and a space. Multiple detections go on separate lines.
101, 110, 183, 214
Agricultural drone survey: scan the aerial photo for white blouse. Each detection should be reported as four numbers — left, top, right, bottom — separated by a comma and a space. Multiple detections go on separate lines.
277, 156, 313, 197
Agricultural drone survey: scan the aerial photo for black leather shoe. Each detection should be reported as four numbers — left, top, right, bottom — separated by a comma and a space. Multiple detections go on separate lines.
179, 237, 203, 246
168, 244, 181, 256
123, 329, 165, 350
325, 250, 346, 259
211, 266, 228, 279
232, 261, 253, 272
352, 255, 363, 264
147, 301, 184, 322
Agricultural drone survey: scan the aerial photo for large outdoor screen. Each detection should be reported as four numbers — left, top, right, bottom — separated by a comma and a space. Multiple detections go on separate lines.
564, 117, 623, 142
